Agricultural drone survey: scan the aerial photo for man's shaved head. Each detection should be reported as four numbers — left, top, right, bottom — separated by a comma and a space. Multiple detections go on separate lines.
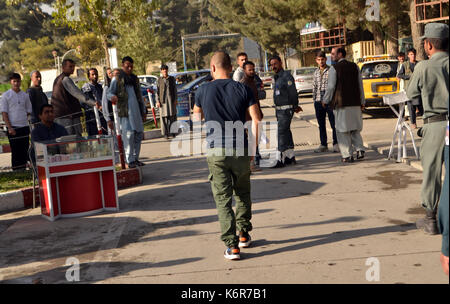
211, 51, 232, 70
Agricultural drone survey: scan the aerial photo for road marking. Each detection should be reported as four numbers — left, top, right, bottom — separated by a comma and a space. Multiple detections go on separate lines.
84, 214, 129, 282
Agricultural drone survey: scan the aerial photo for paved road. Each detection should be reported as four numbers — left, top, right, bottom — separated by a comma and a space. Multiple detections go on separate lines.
0, 95, 446, 284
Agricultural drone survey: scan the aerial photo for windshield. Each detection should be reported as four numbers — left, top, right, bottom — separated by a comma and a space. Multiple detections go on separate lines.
139, 77, 156, 85
361, 62, 398, 79
295, 68, 316, 75
180, 75, 211, 91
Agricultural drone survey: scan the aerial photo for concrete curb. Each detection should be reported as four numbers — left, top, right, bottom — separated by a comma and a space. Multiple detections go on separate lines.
0, 167, 143, 213
0, 144, 11, 154
0, 187, 38, 212
295, 112, 423, 172
143, 129, 162, 140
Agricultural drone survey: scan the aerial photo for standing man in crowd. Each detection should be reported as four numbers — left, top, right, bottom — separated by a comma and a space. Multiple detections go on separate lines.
102, 68, 118, 133
157, 64, 177, 139
407, 23, 449, 235
240, 61, 264, 171
312, 51, 338, 153
27, 71, 48, 125
108, 56, 146, 168
82, 68, 107, 135
323, 47, 366, 163
398, 48, 423, 129
0, 73, 32, 170
269, 55, 301, 168
396, 52, 409, 118
194, 51, 261, 260
51, 59, 97, 136
233, 52, 248, 82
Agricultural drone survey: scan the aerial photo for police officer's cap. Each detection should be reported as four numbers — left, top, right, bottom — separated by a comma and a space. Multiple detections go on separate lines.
420, 23, 449, 40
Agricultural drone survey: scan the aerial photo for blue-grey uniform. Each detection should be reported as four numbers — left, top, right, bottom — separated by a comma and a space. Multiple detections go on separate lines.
273, 69, 298, 165
406, 22, 449, 235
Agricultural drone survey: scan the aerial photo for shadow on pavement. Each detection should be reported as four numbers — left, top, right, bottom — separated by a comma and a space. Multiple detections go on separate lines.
1, 258, 203, 284
244, 223, 416, 259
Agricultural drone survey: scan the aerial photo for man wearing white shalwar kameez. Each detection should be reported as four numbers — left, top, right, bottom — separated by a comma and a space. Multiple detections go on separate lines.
323, 47, 366, 162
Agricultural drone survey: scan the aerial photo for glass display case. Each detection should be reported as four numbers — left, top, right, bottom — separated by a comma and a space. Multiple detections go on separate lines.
35, 135, 119, 221
35, 136, 113, 165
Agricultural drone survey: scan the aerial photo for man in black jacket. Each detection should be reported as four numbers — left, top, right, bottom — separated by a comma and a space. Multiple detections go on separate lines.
27, 71, 48, 125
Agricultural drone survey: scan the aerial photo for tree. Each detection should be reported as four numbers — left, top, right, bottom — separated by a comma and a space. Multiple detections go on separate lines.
0, 0, 66, 76
19, 37, 57, 71
8, 0, 161, 68
115, 0, 160, 74
65, 32, 104, 68
209, 0, 308, 60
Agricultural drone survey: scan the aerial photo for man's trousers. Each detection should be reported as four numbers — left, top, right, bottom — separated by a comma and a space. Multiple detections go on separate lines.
336, 130, 365, 159
55, 116, 82, 136
7, 126, 30, 170
206, 148, 252, 248
420, 120, 446, 212
120, 117, 143, 164
275, 108, 294, 159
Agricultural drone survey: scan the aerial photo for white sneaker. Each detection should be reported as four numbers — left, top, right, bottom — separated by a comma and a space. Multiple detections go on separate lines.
333, 144, 340, 153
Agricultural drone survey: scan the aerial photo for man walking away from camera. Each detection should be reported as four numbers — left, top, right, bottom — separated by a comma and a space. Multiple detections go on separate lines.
194, 51, 261, 260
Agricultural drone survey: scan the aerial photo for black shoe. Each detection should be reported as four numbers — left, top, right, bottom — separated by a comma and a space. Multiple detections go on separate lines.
271, 160, 285, 168
416, 210, 439, 235
128, 162, 136, 168
136, 160, 146, 167
288, 157, 297, 165
341, 157, 354, 163
356, 150, 365, 160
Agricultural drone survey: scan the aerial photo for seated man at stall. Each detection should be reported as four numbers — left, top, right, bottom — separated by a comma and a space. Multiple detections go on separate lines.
32, 104, 68, 143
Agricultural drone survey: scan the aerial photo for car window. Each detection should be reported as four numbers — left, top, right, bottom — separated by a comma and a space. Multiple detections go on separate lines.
180, 75, 207, 91
361, 62, 398, 79
295, 68, 316, 75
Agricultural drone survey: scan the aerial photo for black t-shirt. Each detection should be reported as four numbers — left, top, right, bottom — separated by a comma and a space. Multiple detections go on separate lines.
195, 79, 256, 149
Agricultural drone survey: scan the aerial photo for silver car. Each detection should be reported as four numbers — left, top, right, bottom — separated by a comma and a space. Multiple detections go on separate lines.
292, 67, 316, 95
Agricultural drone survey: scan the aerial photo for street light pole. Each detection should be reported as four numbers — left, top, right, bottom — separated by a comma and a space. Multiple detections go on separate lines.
182, 37, 187, 72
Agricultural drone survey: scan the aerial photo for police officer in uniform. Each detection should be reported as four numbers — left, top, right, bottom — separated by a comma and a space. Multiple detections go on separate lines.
269, 55, 302, 168
407, 23, 449, 235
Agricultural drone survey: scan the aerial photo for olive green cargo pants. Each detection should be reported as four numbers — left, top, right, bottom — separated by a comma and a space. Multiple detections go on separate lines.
207, 148, 252, 248
420, 120, 447, 213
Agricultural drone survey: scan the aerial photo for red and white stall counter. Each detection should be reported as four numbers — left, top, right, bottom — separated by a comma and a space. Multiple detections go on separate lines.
34, 135, 119, 221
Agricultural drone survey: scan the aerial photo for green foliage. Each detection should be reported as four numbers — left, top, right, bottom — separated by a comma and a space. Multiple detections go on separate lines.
115, 0, 161, 74
19, 37, 57, 72
65, 32, 104, 67
0, 170, 33, 193
0, 84, 11, 93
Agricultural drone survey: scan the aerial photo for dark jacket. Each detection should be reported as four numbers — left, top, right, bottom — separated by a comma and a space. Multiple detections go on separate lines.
331, 60, 362, 109
273, 69, 298, 107
51, 73, 82, 118
27, 86, 48, 124
157, 76, 177, 118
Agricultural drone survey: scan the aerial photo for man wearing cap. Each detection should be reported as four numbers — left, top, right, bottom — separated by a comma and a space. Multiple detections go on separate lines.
157, 64, 177, 139
407, 22, 449, 235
